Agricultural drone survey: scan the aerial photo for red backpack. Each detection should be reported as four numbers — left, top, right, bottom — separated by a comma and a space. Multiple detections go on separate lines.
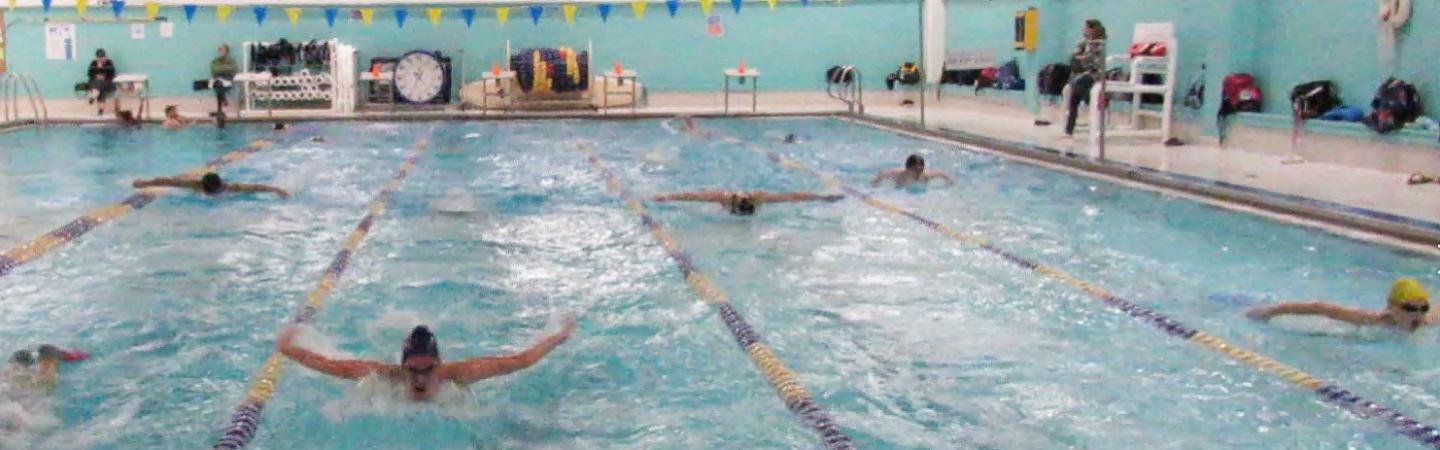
1221, 73, 1263, 115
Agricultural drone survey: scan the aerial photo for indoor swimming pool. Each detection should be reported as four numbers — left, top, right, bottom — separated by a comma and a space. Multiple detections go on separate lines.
0, 117, 1437, 449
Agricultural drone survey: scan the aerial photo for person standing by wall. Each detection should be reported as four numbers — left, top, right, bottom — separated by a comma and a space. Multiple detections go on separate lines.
210, 44, 238, 116
1064, 19, 1107, 137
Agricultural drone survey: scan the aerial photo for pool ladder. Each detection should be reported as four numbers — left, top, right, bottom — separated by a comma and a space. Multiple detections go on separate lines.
826, 65, 864, 115
0, 73, 48, 126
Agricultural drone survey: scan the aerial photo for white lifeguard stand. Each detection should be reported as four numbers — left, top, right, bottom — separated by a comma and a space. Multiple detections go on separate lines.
1084, 22, 1178, 152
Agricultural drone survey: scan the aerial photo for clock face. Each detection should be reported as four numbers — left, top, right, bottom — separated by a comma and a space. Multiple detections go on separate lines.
394, 52, 446, 103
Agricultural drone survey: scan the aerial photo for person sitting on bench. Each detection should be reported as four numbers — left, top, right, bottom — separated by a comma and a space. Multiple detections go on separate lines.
85, 49, 118, 116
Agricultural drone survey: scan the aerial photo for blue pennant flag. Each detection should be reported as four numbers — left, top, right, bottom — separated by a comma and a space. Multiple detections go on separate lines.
597, 3, 611, 22
252, 6, 266, 25
41, 0, 51, 13
395, 8, 408, 27
460, 8, 476, 27
182, 4, 196, 22
111, 0, 125, 18
324, 7, 339, 27
731, 0, 741, 13
665, 0, 677, 17
528, 5, 542, 25
800, 0, 808, 6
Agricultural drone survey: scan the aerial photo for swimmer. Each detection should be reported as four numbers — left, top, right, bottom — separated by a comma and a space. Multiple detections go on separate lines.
273, 123, 288, 131
276, 316, 576, 401
679, 116, 713, 138
131, 171, 291, 198
651, 190, 844, 216
161, 105, 191, 129
1246, 277, 1437, 333
871, 154, 954, 187
0, 345, 86, 432
782, 134, 802, 144
115, 109, 141, 128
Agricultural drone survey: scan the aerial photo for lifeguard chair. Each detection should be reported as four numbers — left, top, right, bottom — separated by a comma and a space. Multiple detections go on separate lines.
1083, 22, 1178, 145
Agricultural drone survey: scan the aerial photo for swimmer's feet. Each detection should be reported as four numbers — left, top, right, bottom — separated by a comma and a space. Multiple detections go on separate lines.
1408, 173, 1435, 186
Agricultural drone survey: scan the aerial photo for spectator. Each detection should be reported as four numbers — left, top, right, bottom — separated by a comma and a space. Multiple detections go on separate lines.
86, 49, 118, 116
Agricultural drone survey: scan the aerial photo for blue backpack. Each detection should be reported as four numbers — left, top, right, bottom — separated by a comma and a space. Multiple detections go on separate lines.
997, 60, 1025, 91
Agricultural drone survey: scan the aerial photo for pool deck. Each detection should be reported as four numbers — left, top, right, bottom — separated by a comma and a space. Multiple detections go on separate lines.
9, 90, 1439, 251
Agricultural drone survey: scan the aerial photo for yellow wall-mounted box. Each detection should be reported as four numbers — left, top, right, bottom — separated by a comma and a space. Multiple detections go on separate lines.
1014, 7, 1038, 51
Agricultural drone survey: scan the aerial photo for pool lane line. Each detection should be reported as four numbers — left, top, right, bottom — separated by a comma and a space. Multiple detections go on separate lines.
575, 140, 857, 450
0, 134, 296, 280
698, 126, 1440, 448
211, 134, 431, 450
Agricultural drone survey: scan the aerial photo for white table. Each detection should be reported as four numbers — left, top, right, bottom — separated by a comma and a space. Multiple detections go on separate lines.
112, 73, 150, 119
358, 70, 395, 110
480, 71, 516, 113
723, 69, 760, 114
233, 72, 274, 117
600, 70, 638, 114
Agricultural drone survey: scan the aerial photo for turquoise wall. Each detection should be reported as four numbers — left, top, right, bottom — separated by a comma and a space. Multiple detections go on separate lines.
944, 0, 1439, 129
3, 1, 919, 96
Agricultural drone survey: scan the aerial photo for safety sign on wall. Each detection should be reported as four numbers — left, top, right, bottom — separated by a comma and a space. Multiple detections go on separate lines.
45, 23, 77, 61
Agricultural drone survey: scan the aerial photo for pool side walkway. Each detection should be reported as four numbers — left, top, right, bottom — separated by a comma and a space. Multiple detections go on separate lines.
13, 91, 1439, 249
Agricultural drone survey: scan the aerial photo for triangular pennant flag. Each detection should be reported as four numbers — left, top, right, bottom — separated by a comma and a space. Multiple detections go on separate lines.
765, 0, 775, 9
459, 8, 476, 27
251, 5, 266, 25
111, 0, 124, 18
216, 5, 233, 22
664, 0, 677, 17
41, 0, 51, 13
731, 0, 742, 13
800, 0, 808, 6
562, 4, 576, 24
528, 5, 542, 25
8, 0, 17, 11
630, 0, 646, 18
699, 0, 711, 15
284, 7, 301, 24
324, 7, 338, 27
394, 8, 407, 28
183, 4, 196, 22
426, 8, 442, 26
496, 7, 509, 24
144, 1, 160, 19
597, 3, 611, 22
359, 8, 374, 25
75, 0, 87, 16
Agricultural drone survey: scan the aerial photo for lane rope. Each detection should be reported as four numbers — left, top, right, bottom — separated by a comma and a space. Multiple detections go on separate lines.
576, 140, 856, 450
696, 123, 1440, 448
212, 133, 432, 450
0, 129, 316, 279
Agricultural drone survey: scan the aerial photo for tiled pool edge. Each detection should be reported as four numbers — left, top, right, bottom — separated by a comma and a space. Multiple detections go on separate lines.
846, 115, 1440, 253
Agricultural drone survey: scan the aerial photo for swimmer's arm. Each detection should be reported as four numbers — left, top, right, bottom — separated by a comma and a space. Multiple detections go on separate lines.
441, 316, 576, 385
928, 171, 956, 186
276, 327, 389, 380
131, 176, 201, 190
35, 358, 58, 393
1246, 301, 1383, 326
755, 192, 845, 203
870, 171, 893, 187
651, 192, 728, 203
227, 183, 292, 199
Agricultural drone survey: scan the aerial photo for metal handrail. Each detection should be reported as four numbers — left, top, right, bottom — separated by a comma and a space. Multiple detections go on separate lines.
1, 73, 48, 125
825, 66, 864, 115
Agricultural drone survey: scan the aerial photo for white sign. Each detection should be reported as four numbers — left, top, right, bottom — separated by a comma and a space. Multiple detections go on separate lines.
130, 23, 145, 40
158, 21, 174, 38
944, 48, 997, 70
44, 23, 76, 61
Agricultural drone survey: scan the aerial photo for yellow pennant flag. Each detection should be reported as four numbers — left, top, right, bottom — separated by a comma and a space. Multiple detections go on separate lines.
699, 0, 713, 14
630, 0, 646, 18
426, 7, 442, 25
284, 7, 301, 25
359, 8, 374, 25
144, 1, 160, 19
75, 0, 87, 16
562, 4, 575, 24
216, 5, 233, 22
766, 0, 776, 9
495, 6, 509, 24
7, 0, 17, 10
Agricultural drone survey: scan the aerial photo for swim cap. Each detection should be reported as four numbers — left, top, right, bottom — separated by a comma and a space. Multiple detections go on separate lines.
402, 325, 440, 363
201, 172, 224, 194
10, 350, 33, 367
730, 194, 757, 216
1387, 277, 1430, 307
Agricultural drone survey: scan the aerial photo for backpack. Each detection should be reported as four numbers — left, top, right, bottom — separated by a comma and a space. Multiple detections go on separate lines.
1365, 78, 1422, 133
1038, 63, 1072, 97
825, 66, 855, 84
1221, 73, 1262, 115
1182, 65, 1206, 110
997, 60, 1024, 90
1290, 81, 1339, 120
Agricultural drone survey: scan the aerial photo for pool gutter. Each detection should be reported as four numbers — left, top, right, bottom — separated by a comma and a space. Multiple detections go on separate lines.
0, 119, 34, 134
844, 114, 1440, 255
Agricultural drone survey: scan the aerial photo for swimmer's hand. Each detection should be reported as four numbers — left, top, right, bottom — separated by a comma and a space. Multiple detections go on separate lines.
821, 194, 845, 202
276, 325, 301, 351
1246, 305, 1276, 322
552, 314, 577, 344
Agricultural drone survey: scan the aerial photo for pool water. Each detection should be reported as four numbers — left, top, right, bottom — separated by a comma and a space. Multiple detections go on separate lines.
0, 117, 1437, 449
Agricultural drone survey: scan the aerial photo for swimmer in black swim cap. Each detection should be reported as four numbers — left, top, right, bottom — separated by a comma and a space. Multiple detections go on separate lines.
871, 154, 955, 187
132, 171, 292, 198
276, 316, 577, 401
651, 189, 844, 216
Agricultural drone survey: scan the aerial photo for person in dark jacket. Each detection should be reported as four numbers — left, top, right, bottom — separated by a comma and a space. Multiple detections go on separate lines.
86, 49, 118, 116
1064, 19, 1107, 137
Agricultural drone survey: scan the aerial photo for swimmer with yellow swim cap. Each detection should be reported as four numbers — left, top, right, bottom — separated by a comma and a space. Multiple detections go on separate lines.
1247, 277, 1435, 332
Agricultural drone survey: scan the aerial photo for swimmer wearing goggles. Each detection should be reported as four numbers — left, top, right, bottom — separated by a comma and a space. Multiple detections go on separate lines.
277, 316, 576, 401
650, 190, 845, 216
1247, 277, 1435, 332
